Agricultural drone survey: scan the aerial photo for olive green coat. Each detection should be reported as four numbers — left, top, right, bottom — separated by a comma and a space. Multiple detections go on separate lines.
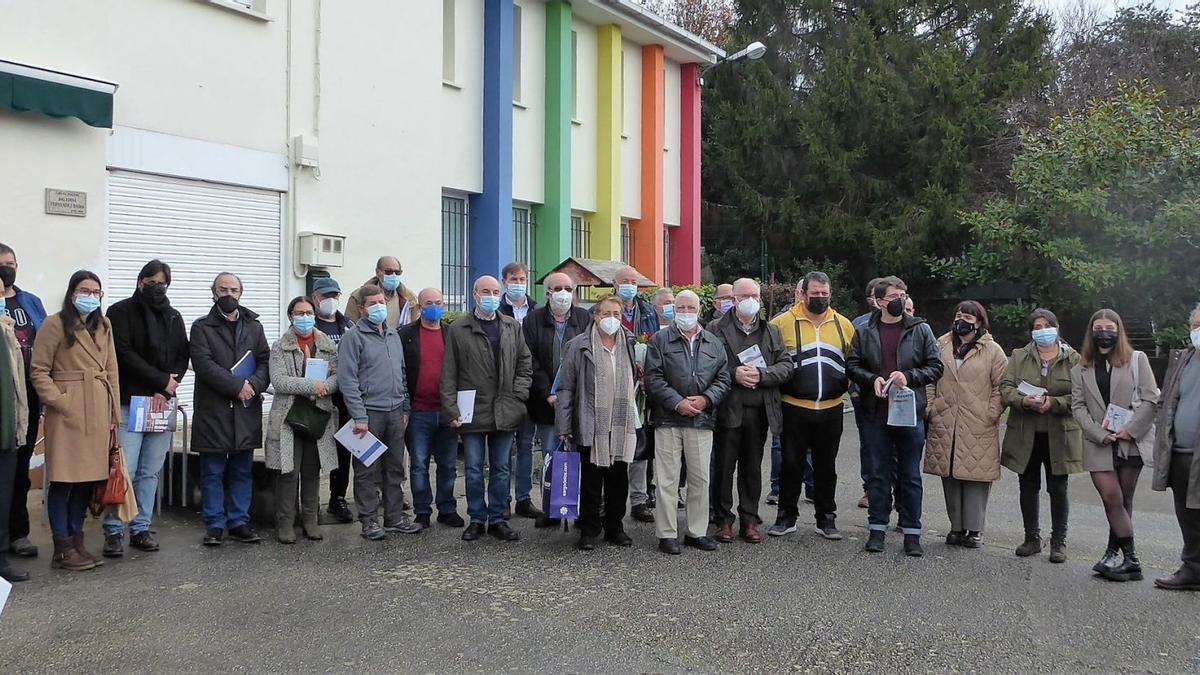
999, 342, 1084, 476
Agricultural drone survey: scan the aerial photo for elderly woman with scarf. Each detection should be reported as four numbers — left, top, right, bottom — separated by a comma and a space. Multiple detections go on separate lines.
556, 294, 638, 551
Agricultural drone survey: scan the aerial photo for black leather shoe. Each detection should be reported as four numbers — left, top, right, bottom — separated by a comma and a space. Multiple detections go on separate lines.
461, 523, 485, 541
227, 526, 261, 544
326, 497, 355, 524
0, 558, 30, 582
864, 530, 885, 553
658, 538, 682, 555
1101, 555, 1143, 582
630, 504, 655, 523
437, 512, 466, 528
945, 531, 965, 546
605, 530, 633, 547
962, 531, 983, 549
130, 531, 160, 552
488, 522, 520, 542
514, 499, 545, 519
535, 516, 560, 529
904, 534, 924, 557
102, 534, 125, 558
577, 536, 598, 551
684, 535, 718, 551
414, 514, 431, 529
202, 529, 224, 546
9, 537, 38, 558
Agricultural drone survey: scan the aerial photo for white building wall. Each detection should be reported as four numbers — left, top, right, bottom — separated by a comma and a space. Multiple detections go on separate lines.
512, 0, 546, 206
439, 0, 484, 196
663, 59, 682, 226
619, 39, 642, 221
570, 19, 598, 215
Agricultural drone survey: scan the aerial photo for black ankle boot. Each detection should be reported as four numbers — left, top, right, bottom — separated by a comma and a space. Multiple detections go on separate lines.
1101, 536, 1142, 582
1092, 530, 1118, 573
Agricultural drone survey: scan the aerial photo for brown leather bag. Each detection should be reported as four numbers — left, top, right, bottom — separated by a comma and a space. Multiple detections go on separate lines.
89, 445, 128, 517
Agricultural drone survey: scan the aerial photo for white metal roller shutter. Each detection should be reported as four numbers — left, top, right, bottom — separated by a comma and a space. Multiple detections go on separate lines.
106, 170, 283, 409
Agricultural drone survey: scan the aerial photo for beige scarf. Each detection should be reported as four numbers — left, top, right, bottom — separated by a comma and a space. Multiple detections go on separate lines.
591, 326, 637, 467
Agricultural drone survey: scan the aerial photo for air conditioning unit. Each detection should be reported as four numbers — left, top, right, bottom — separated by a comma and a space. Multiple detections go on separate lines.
292, 134, 319, 168
297, 232, 345, 268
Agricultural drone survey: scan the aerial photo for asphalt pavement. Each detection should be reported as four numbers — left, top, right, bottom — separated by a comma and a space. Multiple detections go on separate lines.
0, 419, 1197, 673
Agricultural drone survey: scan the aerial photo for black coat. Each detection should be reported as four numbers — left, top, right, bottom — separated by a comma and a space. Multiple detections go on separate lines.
524, 305, 592, 425
189, 304, 271, 453
398, 320, 447, 398
707, 313, 792, 434
644, 326, 732, 429
106, 294, 190, 405
846, 312, 944, 418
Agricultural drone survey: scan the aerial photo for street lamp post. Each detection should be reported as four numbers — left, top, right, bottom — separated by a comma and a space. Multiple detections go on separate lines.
698, 40, 766, 86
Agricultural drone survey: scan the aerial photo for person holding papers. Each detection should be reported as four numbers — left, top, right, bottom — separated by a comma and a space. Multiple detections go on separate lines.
846, 276, 943, 557
999, 308, 1081, 563
102, 260, 189, 557
1071, 309, 1159, 582
266, 297, 339, 544
441, 276, 532, 543
767, 272, 856, 542
30, 271, 121, 571
190, 272, 271, 547
709, 278, 791, 544
337, 284, 420, 541
923, 301, 1007, 550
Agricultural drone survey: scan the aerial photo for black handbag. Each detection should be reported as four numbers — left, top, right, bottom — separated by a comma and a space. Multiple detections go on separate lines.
285, 396, 331, 440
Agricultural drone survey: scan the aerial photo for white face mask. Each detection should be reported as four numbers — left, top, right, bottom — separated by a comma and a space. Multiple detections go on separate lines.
318, 298, 338, 318
736, 298, 760, 319
1191, 327, 1200, 351
598, 316, 622, 336
675, 312, 699, 331
549, 290, 573, 313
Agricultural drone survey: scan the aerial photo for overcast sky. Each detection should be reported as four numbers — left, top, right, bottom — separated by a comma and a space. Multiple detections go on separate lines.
1032, 0, 1187, 20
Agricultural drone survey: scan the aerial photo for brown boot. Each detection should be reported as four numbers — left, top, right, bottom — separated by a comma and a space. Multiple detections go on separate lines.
71, 532, 104, 566
52, 537, 96, 572
713, 523, 735, 543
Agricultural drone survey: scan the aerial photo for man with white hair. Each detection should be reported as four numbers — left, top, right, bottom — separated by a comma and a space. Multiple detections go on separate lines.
707, 278, 792, 543
627, 287, 676, 523
644, 289, 731, 555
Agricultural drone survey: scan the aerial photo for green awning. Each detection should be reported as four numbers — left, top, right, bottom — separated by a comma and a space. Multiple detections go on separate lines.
0, 61, 116, 129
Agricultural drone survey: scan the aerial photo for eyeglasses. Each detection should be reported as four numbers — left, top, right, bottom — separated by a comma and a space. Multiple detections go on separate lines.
422, 300, 444, 307
76, 289, 104, 299
291, 310, 315, 317
548, 286, 574, 293
379, 268, 401, 276
883, 293, 907, 302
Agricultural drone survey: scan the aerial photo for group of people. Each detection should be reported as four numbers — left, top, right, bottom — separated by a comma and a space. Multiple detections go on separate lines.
0, 243, 1195, 594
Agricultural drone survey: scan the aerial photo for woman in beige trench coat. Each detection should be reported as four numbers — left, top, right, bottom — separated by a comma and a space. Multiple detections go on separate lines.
29, 271, 121, 572
924, 301, 1007, 549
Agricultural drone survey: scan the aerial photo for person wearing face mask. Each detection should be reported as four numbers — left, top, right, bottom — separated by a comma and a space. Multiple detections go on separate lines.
644, 290, 731, 555
923, 301, 1007, 549
398, 288, 464, 529
708, 278, 792, 543
190, 272, 271, 547
0, 279, 30, 581
706, 284, 735, 324
497, 262, 543, 520
0, 243, 46, 561
625, 286, 677, 523
29, 271, 120, 571
555, 295, 639, 550
310, 277, 356, 524
266, 297, 339, 544
522, 272, 590, 527
612, 266, 660, 338
1148, 303, 1200, 591
338, 285, 420, 541
850, 278, 884, 511
847, 276, 943, 556
1071, 309, 1159, 582
442, 276, 533, 542
344, 256, 420, 329
101, 260, 190, 557
999, 308, 1081, 563
769, 272, 857, 541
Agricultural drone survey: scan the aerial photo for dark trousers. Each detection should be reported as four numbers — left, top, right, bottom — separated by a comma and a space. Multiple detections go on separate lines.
860, 415, 924, 534
578, 451, 627, 538
780, 404, 844, 525
1018, 432, 1069, 538
0, 449, 15, 555
8, 394, 37, 543
1168, 452, 1200, 575
329, 401, 351, 502
713, 407, 768, 526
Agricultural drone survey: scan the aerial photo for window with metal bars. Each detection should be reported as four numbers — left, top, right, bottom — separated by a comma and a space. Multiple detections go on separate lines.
663, 226, 672, 287
512, 206, 535, 279
620, 221, 631, 263
571, 215, 590, 259
441, 195, 470, 312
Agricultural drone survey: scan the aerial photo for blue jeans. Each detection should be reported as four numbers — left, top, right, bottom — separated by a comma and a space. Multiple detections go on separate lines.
859, 415, 925, 535
199, 451, 254, 530
105, 409, 173, 536
405, 410, 459, 517
513, 417, 536, 502
45, 482, 91, 539
463, 431, 514, 525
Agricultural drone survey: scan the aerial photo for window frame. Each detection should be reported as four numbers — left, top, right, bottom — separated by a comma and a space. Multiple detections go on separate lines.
441, 194, 471, 313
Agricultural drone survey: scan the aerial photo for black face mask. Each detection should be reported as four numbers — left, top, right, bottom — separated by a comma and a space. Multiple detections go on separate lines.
886, 297, 906, 318
216, 295, 240, 314
806, 297, 830, 314
0, 266, 15, 288
1093, 330, 1118, 349
952, 319, 976, 337
140, 283, 168, 307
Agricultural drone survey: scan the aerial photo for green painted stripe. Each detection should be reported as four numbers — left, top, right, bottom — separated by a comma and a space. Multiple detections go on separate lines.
534, 0, 572, 281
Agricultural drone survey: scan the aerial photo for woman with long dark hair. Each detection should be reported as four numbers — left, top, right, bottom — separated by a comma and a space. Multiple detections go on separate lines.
29, 270, 121, 572
1071, 309, 1159, 581
924, 301, 1008, 548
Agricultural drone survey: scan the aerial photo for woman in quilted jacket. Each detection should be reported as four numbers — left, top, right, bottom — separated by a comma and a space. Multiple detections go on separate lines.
924, 301, 1008, 549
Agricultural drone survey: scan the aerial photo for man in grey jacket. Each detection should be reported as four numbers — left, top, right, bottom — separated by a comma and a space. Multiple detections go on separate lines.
644, 290, 732, 555
337, 284, 420, 541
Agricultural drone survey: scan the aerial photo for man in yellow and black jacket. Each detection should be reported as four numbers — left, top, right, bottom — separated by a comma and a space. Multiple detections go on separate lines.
767, 271, 856, 541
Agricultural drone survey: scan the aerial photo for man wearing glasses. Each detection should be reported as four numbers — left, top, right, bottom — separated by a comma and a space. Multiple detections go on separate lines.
345, 256, 420, 329
846, 276, 943, 557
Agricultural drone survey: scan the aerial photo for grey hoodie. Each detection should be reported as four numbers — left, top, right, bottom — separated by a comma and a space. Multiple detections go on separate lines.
337, 318, 409, 422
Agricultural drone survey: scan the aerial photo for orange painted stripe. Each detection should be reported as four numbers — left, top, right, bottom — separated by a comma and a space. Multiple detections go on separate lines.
633, 44, 665, 285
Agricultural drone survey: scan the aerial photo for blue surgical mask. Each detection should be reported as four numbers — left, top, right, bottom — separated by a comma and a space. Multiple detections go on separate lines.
292, 315, 315, 335
1031, 327, 1058, 347
366, 304, 389, 326
73, 295, 101, 316
421, 304, 445, 323
505, 284, 526, 301
380, 274, 401, 292
617, 284, 638, 301
478, 295, 501, 314
662, 303, 675, 320
675, 312, 699, 331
